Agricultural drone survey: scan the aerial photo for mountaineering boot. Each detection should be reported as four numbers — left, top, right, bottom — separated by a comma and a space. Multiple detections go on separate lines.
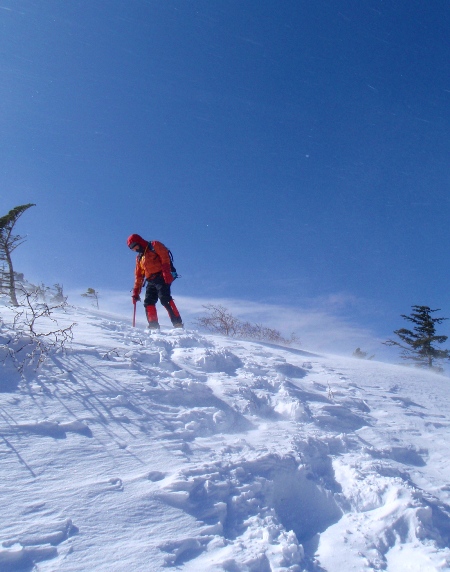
167, 299, 183, 328
146, 305, 160, 330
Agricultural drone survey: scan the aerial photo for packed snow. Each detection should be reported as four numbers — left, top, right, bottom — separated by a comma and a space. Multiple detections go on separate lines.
1, 302, 450, 571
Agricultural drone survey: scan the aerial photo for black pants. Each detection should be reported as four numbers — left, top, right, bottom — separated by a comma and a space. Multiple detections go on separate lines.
144, 274, 181, 324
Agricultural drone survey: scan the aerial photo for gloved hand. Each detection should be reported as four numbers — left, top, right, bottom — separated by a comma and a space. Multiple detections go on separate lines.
161, 264, 174, 285
132, 288, 141, 302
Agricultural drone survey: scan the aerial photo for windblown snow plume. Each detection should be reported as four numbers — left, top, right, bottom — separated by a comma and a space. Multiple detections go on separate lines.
1, 303, 450, 571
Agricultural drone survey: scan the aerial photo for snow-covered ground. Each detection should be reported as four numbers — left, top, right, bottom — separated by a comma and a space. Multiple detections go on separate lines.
1, 303, 450, 571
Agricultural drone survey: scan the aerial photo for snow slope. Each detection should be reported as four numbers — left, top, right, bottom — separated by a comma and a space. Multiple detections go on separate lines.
1, 304, 450, 571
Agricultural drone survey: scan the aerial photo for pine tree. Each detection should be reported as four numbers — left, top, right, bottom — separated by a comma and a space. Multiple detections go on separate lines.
384, 305, 450, 371
81, 287, 100, 309
51, 284, 67, 304
0, 204, 35, 306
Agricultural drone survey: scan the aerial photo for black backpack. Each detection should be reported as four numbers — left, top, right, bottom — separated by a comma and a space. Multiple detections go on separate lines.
148, 241, 179, 280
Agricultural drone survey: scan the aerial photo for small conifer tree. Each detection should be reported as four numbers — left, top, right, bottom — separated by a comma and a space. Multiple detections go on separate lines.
353, 348, 374, 360
81, 287, 100, 309
51, 283, 67, 304
0, 204, 35, 305
384, 305, 450, 371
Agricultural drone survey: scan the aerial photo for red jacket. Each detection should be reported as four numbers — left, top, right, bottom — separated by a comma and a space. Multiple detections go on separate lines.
130, 236, 172, 293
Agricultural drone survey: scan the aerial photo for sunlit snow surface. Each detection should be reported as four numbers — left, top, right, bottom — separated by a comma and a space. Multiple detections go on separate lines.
1, 304, 450, 571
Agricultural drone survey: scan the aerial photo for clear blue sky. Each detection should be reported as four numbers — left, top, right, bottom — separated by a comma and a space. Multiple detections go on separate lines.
1, 1, 449, 342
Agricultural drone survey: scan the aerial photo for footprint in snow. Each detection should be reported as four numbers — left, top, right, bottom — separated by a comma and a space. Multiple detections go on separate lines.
108, 477, 124, 490
191, 348, 243, 375
147, 471, 166, 482
160, 537, 207, 566
367, 446, 427, 467
314, 405, 369, 431
274, 363, 308, 378
0, 519, 78, 570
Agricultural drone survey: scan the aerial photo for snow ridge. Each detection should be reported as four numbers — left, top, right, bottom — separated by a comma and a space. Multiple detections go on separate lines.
1, 306, 450, 571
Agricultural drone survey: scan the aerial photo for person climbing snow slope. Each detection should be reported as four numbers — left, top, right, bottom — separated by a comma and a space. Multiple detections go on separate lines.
127, 234, 183, 329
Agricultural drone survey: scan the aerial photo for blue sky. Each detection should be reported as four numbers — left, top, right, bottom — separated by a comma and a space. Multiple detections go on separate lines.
1, 1, 449, 352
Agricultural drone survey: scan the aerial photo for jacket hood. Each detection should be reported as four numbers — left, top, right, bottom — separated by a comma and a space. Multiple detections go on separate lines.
127, 234, 148, 249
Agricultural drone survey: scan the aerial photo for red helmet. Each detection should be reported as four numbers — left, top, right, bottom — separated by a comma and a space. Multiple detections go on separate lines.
127, 234, 147, 250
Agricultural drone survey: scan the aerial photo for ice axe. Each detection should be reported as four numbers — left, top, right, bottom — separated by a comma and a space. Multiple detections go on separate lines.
132, 299, 137, 327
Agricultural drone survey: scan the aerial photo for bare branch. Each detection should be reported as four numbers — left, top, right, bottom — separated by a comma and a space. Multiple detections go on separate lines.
0, 285, 76, 374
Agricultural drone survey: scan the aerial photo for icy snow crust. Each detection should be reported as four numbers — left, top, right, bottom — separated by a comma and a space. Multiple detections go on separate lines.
1, 306, 450, 571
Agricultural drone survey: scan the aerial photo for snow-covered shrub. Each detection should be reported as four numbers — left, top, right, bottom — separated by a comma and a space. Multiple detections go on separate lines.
195, 304, 299, 346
